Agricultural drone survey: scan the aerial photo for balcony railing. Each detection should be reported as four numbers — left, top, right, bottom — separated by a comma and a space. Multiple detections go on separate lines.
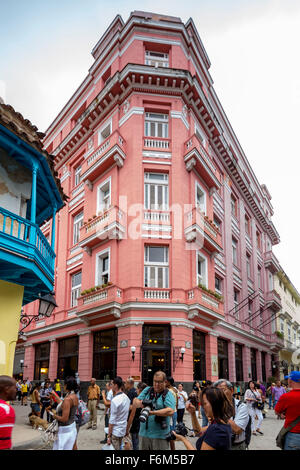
144, 211, 170, 223
0, 207, 55, 275
264, 250, 280, 274
266, 290, 282, 312
143, 137, 171, 150
144, 289, 170, 300
81, 130, 126, 181
184, 134, 220, 189
184, 207, 222, 253
79, 205, 126, 248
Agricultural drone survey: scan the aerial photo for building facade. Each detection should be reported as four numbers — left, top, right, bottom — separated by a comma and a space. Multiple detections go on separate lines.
21, 11, 284, 392
274, 271, 300, 379
0, 102, 65, 376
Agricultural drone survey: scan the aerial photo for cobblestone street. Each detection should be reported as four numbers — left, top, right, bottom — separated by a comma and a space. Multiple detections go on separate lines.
12, 401, 283, 450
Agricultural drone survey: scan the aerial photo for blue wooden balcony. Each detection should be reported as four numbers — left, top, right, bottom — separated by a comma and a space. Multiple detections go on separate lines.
0, 207, 56, 305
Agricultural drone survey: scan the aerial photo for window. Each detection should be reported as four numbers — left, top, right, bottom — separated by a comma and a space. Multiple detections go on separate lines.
34, 342, 50, 381
213, 215, 221, 231
144, 173, 168, 210
231, 195, 238, 218
196, 183, 206, 214
246, 253, 251, 278
96, 250, 110, 286
193, 330, 206, 380
234, 289, 239, 316
288, 325, 291, 342
232, 238, 238, 266
73, 211, 83, 245
195, 123, 206, 146
98, 178, 111, 212
145, 113, 168, 138
145, 51, 169, 67
256, 230, 261, 250
144, 246, 169, 288
71, 271, 81, 307
235, 344, 243, 382
294, 329, 297, 342
215, 276, 222, 294
280, 319, 284, 334
57, 337, 79, 380
245, 214, 250, 236
197, 252, 208, 287
98, 120, 112, 144
250, 348, 257, 381
248, 300, 253, 325
259, 307, 264, 326
268, 272, 273, 291
93, 329, 117, 380
74, 165, 81, 186
258, 266, 262, 289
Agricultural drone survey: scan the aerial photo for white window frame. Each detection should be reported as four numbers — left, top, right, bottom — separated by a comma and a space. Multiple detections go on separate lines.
231, 195, 237, 218
144, 173, 169, 210
215, 276, 222, 294
97, 177, 111, 213
74, 165, 81, 186
95, 247, 111, 286
73, 211, 84, 245
195, 181, 206, 214
232, 238, 238, 266
246, 254, 251, 278
234, 289, 239, 318
71, 271, 82, 307
145, 51, 169, 68
144, 113, 169, 138
268, 271, 273, 291
144, 246, 169, 288
196, 251, 208, 287
280, 319, 284, 334
194, 121, 206, 147
98, 118, 112, 145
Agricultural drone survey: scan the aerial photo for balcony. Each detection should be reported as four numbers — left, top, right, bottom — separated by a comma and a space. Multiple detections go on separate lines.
80, 130, 126, 181
265, 290, 282, 312
79, 205, 126, 249
264, 250, 280, 274
269, 332, 285, 351
184, 207, 222, 254
283, 339, 298, 352
143, 137, 171, 151
184, 134, 220, 190
0, 207, 55, 304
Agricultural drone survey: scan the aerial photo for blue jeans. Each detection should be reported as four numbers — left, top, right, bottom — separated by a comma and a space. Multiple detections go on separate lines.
171, 412, 177, 430
284, 432, 300, 450
201, 406, 208, 427
268, 395, 273, 408
131, 432, 139, 451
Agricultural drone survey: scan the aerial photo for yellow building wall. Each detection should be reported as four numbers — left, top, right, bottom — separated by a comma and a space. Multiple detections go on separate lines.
0, 280, 24, 376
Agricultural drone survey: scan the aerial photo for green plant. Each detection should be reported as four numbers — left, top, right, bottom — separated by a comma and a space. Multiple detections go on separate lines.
275, 331, 284, 339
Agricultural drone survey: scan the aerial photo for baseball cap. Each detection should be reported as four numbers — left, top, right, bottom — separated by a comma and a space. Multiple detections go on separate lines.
284, 371, 300, 382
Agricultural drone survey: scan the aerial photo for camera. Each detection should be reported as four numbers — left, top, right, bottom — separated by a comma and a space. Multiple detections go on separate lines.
188, 393, 198, 408
139, 399, 154, 423
166, 422, 189, 441
155, 415, 167, 430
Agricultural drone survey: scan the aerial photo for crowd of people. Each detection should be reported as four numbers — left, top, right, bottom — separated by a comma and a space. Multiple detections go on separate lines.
0, 370, 299, 451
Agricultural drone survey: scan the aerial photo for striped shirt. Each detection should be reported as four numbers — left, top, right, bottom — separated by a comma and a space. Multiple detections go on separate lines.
0, 399, 15, 449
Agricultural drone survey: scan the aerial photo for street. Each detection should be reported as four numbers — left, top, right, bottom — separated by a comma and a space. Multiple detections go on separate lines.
11, 401, 283, 450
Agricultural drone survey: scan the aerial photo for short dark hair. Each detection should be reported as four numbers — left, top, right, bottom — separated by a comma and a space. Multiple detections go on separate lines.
65, 376, 78, 393
247, 380, 256, 390
166, 376, 174, 386
201, 387, 234, 424
113, 376, 124, 389
137, 382, 148, 391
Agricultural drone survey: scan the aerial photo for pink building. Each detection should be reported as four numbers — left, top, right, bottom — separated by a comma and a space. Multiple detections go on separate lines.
21, 11, 283, 393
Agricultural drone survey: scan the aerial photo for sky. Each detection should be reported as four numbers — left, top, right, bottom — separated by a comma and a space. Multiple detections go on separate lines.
1, 0, 300, 291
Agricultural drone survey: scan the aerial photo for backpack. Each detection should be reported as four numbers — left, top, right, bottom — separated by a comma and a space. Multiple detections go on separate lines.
75, 400, 90, 427
237, 400, 252, 449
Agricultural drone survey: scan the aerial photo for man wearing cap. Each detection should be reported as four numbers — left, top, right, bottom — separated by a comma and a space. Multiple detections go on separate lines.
275, 371, 300, 450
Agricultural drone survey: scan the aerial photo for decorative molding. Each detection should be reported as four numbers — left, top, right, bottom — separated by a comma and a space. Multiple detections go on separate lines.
185, 157, 196, 172
119, 106, 144, 127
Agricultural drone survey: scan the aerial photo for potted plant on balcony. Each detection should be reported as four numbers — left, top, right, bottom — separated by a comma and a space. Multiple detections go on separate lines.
275, 331, 284, 339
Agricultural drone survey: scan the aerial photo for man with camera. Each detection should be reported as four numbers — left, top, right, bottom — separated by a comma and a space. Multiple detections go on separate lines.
132, 371, 176, 450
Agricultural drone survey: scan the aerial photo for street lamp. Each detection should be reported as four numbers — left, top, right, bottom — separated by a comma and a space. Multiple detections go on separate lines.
131, 346, 136, 361
19, 291, 58, 333
180, 347, 186, 361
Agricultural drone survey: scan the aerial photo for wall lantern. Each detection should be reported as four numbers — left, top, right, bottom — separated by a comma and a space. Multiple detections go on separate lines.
20, 292, 58, 333
131, 346, 136, 361
180, 347, 186, 361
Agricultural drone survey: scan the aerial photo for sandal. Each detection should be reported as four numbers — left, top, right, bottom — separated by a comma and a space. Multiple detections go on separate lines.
252, 431, 257, 435
257, 430, 264, 435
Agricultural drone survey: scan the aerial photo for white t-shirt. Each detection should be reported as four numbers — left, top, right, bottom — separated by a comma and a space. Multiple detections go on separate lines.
177, 390, 188, 409
109, 392, 130, 437
105, 389, 113, 415
233, 398, 250, 444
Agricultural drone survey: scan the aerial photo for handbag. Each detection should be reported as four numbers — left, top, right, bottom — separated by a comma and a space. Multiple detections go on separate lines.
250, 390, 263, 410
276, 416, 300, 449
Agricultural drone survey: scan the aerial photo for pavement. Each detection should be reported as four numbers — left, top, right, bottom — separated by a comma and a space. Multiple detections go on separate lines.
11, 400, 283, 450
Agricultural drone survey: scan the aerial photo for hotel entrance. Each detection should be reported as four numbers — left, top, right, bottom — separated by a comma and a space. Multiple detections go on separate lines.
141, 325, 171, 384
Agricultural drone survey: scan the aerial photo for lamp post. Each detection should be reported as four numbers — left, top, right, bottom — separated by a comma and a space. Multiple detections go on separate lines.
19, 292, 58, 333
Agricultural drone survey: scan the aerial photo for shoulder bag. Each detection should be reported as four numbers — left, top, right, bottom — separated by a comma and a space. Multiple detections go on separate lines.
276, 416, 300, 449
250, 390, 264, 410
